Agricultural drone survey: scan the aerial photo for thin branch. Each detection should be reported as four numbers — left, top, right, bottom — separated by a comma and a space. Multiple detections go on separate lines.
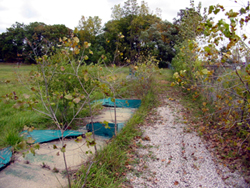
32, 107, 53, 118
238, 133, 250, 154
82, 161, 95, 188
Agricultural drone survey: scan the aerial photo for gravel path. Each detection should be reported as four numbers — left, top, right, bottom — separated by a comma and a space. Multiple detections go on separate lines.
127, 99, 249, 188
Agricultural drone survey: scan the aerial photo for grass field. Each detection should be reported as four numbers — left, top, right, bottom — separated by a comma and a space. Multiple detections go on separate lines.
0, 63, 52, 148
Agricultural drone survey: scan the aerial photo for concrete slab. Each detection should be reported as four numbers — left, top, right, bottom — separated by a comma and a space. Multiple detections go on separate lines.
0, 106, 138, 188
0, 136, 107, 188
87, 107, 136, 123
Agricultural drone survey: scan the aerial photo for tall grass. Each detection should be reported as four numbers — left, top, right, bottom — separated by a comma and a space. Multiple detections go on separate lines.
0, 64, 51, 148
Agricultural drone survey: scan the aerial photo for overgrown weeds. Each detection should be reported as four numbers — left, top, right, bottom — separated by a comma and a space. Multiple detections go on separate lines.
167, 70, 250, 183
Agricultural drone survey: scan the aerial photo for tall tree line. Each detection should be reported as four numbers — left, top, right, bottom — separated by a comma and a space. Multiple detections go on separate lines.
0, 0, 203, 67
0, 22, 71, 63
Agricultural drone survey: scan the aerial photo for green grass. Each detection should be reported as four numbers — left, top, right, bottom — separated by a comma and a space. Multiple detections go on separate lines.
0, 64, 52, 148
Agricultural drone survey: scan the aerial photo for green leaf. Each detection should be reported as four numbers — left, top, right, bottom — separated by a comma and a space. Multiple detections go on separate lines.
214, 8, 220, 15
84, 74, 89, 82
33, 143, 40, 150
73, 97, 81, 104
30, 148, 35, 156
74, 48, 80, 55
73, 37, 79, 43
111, 98, 115, 103
85, 132, 92, 137
61, 145, 66, 153
64, 94, 73, 100
27, 137, 35, 144
204, 46, 211, 53
201, 69, 209, 75
18, 141, 27, 150
209, 6, 214, 14
226, 9, 239, 18
75, 136, 83, 143
240, 8, 246, 14
53, 144, 57, 149
74, 28, 78, 34
84, 55, 89, 60
103, 120, 110, 129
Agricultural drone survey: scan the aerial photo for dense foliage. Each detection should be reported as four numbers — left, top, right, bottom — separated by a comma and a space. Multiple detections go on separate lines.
0, 0, 188, 67
171, 0, 250, 177
0, 22, 71, 63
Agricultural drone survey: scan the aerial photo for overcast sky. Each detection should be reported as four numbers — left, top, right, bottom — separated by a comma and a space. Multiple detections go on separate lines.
0, 0, 248, 34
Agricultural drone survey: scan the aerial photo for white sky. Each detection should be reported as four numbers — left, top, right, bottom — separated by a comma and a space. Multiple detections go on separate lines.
0, 0, 248, 34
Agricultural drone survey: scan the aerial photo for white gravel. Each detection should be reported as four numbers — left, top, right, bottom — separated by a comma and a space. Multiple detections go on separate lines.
127, 99, 249, 188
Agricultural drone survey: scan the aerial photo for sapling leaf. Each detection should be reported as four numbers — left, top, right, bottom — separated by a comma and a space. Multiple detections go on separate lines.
84, 74, 89, 81
73, 97, 81, 104
33, 143, 40, 150
214, 8, 220, 15
84, 55, 89, 60
30, 148, 35, 156
103, 121, 110, 129
18, 141, 27, 150
75, 136, 83, 143
27, 137, 35, 144
209, 6, 214, 14
61, 146, 66, 153
64, 94, 73, 100
85, 132, 92, 137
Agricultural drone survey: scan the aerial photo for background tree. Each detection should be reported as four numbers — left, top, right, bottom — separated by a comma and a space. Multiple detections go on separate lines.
0, 22, 25, 62
104, 0, 161, 65
140, 21, 179, 67
0, 22, 71, 63
111, 4, 123, 20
